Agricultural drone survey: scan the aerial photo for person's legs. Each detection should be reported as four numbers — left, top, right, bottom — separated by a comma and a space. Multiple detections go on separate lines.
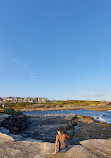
60, 146, 68, 153
57, 141, 60, 152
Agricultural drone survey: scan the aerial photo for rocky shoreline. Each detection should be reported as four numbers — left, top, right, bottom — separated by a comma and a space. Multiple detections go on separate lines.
0, 131, 111, 157
0, 109, 111, 157
0, 110, 111, 143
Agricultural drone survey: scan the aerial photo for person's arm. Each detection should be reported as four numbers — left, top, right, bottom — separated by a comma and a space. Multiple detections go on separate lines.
52, 135, 59, 154
66, 134, 69, 139
64, 134, 69, 145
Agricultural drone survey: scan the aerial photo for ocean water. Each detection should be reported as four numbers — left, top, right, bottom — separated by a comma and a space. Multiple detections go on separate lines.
24, 109, 111, 124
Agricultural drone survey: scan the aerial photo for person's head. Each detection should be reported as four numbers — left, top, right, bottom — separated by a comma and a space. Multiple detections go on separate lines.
57, 127, 62, 134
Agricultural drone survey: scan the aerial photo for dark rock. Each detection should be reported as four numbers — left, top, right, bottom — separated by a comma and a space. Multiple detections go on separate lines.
72, 121, 78, 126
67, 129, 74, 137
72, 137, 80, 145
83, 116, 88, 118
72, 115, 77, 120
18, 115, 75, 144
1, 114, 27, 134
4, 108, 23, 116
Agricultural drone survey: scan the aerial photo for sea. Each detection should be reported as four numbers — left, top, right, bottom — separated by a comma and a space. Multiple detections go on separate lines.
23, 109, 111, 124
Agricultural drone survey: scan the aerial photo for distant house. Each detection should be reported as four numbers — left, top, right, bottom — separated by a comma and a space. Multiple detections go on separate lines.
41, 98, 47, 103
23, 97, 33, 102
5, 98, 13, 102
3, 97, 47, 103
33, 97, 47, 103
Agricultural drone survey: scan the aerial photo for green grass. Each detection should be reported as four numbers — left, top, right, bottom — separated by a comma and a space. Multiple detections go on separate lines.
0, 100, 106, 110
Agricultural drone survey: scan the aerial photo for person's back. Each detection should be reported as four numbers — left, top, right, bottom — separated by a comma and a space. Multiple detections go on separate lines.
52, 127, 69, 155
60, 133, 67, 150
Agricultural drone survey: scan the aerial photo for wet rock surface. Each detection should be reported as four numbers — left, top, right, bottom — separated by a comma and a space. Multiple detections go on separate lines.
0, 114, 11, 126
73, 114, 111, 140
15, 112, 111, 144
1, 111, 111, 144
18, 115, 76, 144
17, 113, 111, 144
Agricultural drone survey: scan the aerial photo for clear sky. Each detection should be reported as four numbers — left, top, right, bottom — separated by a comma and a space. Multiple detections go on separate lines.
0, 0, 111, 101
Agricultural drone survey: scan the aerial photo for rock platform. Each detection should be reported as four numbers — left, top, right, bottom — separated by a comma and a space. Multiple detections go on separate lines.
0, 133, 111, 158
0, 111, 111, 157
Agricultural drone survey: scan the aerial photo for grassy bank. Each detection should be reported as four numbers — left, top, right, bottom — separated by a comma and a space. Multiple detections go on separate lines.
0, 100, 111, 112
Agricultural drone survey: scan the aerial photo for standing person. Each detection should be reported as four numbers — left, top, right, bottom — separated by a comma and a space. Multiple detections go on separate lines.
52, 127, 69, 155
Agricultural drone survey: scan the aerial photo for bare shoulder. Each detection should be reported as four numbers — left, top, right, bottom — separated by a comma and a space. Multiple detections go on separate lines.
64, 133, 69, 138
56, 134, 59, 139
63, 133, 67, 137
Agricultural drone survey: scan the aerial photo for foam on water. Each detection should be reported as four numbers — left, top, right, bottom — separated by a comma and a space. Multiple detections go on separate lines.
94, 115, 107, 123
107, 110, 111, 112
93, 111, 111, 124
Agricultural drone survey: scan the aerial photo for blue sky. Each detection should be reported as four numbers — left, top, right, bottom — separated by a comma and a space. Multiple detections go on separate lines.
0, 0, 111, 101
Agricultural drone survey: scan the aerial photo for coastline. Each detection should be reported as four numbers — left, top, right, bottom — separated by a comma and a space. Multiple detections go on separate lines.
1, 112, 111, 142
0, 112, 111, 157
1, 109, 111, 157
16, 106, 111, 112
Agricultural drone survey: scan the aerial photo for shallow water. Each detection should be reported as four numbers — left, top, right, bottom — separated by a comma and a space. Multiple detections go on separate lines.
24, 109, 111, 124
